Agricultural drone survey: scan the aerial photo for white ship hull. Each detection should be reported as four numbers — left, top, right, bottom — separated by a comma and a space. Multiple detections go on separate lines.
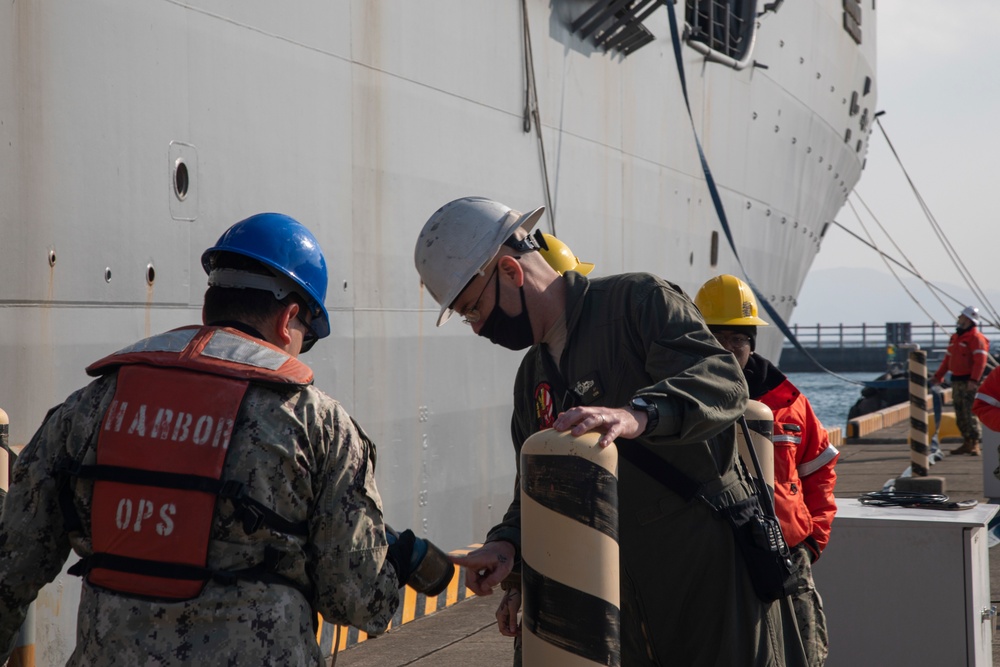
1, 0, 875, 661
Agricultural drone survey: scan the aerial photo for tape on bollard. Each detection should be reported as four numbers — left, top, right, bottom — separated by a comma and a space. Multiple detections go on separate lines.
738, 400, 775, 489
520, 429, 620, 667
909, 350, 930, 476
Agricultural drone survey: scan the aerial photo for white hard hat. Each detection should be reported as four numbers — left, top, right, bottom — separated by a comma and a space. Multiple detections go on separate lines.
415, 197, 544, 326
960, 305, 980, 325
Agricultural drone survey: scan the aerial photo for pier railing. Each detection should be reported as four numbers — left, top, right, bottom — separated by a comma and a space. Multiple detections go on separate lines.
781, 323, 1000, 352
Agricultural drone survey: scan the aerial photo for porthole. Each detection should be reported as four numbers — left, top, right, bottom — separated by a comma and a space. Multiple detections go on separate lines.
173, 159, 189, 201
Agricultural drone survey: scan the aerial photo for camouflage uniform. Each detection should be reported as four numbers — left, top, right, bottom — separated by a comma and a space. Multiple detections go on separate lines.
953, 380, 983, 442
788, 544, 828, 666
0, 327, 400, 666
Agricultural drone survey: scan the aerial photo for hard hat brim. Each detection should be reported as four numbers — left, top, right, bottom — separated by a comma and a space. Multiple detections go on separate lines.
707, 315, 770, 326
436, 206, 545, 326
574, 261, 596, 276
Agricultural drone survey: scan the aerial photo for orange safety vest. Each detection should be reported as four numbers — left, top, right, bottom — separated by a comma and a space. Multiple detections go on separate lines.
933, 326, 990, 383
66, 325, 312, 600
974, 365, 1000, 432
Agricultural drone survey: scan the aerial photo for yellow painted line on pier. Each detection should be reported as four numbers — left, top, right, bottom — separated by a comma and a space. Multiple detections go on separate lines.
327, 543, 480, 655
445, 573, 460, 607
402, 586, 418, 624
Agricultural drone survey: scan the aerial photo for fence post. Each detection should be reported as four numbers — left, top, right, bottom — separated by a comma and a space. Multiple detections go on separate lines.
816, 323, 821, 349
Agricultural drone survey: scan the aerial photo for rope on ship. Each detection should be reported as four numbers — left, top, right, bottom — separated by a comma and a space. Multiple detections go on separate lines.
844, 195, 953, 336
831, 119, 999, 370
660, 0, 995, 385
520, 0, 558, 236
661, 2, 877, 387
874, 117, 1000, 327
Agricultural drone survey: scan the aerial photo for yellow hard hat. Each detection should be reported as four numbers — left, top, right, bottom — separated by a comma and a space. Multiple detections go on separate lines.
538, 233, 595, 276
694, 275, 770, 326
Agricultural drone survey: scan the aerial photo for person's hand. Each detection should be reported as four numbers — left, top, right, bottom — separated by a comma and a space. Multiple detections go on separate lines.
552, 406, 643, 448
449, 541, 516, 596
496, 587, 521, 637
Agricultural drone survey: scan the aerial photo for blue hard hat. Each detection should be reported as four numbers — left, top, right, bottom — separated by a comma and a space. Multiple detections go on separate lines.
202, 212, 331, 339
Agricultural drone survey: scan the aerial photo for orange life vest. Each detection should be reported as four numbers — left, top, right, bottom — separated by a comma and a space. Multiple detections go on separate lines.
67, 326, 312, 600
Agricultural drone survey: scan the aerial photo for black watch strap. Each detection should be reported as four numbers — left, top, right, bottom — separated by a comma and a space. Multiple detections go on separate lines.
630, 397, 659, 435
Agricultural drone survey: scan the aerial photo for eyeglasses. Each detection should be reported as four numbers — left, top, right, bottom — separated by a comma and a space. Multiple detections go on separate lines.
714, 332, 752, 349
458, 265, 499, 325
297, 312, 318, 353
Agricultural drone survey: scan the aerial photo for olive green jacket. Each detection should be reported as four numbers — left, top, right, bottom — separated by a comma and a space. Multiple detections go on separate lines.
488, 272, 801, 666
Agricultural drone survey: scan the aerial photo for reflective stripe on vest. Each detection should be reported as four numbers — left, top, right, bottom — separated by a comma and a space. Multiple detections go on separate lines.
87, 326, 313, 386
88, 364, 249, 599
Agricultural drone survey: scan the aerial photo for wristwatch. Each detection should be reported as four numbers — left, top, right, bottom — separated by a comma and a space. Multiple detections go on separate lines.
630, 396, 659, 436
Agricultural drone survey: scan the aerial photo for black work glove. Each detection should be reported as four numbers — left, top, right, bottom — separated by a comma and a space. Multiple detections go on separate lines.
386, 528, 418, 588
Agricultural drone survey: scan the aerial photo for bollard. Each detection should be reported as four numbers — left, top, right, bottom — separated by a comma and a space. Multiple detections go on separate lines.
737, 400, 775, 490
520, 429, 619, 667
909, 349, 930, 476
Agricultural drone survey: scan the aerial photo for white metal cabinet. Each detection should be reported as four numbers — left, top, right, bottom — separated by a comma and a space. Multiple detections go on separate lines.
813, 500, 997, 667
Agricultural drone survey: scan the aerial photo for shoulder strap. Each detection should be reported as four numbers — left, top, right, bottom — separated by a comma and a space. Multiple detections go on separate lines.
735, 416, 780, 519
618, 416, 776, 516
616, 440, 701, 501
69, 546, 311, 599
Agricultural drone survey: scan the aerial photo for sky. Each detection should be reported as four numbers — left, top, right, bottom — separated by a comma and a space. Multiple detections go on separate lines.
800, 0, 1000, 327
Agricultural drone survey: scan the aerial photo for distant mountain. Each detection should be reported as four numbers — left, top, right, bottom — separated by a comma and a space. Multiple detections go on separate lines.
790, 267, 1000, 327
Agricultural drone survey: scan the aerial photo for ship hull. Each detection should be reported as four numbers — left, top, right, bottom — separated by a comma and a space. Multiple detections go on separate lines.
1, 0, 875, 661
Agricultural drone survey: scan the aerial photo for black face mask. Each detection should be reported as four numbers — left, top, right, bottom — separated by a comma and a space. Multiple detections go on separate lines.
479, 274, 535, 351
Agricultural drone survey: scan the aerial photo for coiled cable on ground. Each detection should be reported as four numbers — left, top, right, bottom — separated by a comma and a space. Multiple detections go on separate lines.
859, 490, 979, 510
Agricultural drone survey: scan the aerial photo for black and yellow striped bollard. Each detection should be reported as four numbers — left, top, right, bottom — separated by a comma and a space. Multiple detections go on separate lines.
909, 349, 930, 476
520, 429, 619, 667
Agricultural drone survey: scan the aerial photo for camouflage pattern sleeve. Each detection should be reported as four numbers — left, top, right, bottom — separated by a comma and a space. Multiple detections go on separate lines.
307, 398, 400, 634
0, 393, 83, 661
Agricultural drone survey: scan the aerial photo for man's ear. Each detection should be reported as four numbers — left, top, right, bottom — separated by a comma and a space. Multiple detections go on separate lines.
272, 301, 300, 347
497, 255, 525, 288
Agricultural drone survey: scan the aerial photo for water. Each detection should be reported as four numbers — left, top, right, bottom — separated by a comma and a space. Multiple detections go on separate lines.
783, 371, 875, 431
